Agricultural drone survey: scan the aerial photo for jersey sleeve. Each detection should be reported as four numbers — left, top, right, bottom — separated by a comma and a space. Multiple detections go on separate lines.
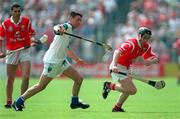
64, 23, 72, 33
53, 23, 72, 35
63, 23, 68, 30
28, 21, 35, 36
23, 17, 35, 46
25, 17, 35, 36
142, 45, 157, 60
117, 42, 134, 55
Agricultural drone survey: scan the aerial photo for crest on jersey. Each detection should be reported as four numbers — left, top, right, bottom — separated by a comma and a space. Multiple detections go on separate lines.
15, 31, 20, 37
8, 26, 13, 32
21, 25, 25, 31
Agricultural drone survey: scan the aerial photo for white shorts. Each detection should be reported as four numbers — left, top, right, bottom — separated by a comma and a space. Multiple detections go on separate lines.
6, 49, 31, 65
42, 59, 70, 78
110, 64, 129, 81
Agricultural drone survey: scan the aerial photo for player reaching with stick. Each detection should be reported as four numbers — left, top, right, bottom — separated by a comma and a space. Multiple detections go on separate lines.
173, 38, 180, 85
12, 11, 90, 111
0, 3, 36, 108
102, 27, 159, 112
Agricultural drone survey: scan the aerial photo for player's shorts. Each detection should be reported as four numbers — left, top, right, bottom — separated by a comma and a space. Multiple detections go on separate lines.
110, 64, 129, 81
6, 49, 31, 65
42, 59, 70, 78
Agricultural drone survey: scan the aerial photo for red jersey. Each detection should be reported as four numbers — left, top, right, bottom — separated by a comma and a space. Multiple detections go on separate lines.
173, 39, 180, 55
0, 16, 35, 50
117, 38, 157, 68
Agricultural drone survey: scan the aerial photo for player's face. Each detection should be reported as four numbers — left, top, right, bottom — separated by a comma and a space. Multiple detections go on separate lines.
141, 34, 151, 44
11, 7, 21, 18
70, 15, 82, 28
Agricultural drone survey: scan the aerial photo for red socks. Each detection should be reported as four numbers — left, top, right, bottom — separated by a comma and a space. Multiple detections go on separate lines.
114, 103, 122, 110
107, 83, 116, 90
6, 98, 12, 105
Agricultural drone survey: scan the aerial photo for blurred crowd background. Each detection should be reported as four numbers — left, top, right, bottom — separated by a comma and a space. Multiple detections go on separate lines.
0, 0, 179, 64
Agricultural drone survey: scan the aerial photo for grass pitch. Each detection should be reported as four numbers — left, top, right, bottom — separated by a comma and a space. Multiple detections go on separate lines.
0, 77, 180, 119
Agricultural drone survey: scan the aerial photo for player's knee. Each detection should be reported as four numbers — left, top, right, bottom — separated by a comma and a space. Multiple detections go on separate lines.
74, 76, 83, 85
128, 88, 137, 95
124, 87, 137, 95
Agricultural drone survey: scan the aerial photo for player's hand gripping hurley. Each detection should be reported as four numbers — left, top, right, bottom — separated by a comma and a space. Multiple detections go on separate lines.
0, 34, 48, 58
64, 32, 113, 53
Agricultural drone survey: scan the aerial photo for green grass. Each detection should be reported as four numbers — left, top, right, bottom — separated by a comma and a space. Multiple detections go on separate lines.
0, 77, 180, 119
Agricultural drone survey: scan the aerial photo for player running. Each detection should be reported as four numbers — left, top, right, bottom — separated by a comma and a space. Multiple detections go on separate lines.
102, 27, 159, 112
0, 3, 35, 108
12, 11, 89, 111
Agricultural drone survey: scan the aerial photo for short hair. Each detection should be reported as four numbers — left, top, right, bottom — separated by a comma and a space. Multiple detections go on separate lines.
10, 3, 22, 11
138, 27, 152, 36
70, 11, 83, 18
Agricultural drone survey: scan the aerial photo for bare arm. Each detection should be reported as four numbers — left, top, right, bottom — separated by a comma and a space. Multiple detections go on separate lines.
111, 49, 121, 73
66, 48, 83, 64
144, 57, 159, 66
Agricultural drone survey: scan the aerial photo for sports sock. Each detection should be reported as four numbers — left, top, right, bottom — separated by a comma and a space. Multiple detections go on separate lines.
71, 96, 79, 104
107, 83, 116, 90
16, 97, 25, 105
114, 103, 122, 110
6, 98, 12, 105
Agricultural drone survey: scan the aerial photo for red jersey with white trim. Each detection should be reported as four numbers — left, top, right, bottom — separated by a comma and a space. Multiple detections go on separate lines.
173, 39, 180, 55
117, 38, 157, 68
0, 16, 35, 50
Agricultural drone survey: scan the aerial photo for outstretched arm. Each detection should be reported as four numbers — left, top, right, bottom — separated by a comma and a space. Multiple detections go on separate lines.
143, 57, 159, 66
66, 47, 84, 65
110, 49, 121, 73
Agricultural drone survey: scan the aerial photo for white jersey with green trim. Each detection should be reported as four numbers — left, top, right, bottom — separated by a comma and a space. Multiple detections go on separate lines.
43, 23, 72, 64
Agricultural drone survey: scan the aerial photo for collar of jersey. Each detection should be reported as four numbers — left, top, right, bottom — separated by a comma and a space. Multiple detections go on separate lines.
137, 38, 142, 48
10, 16, 22, 25
68, 22, 74, 30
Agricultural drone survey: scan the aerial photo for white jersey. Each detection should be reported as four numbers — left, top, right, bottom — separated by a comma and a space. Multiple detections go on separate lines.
43, 23, 72, 64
